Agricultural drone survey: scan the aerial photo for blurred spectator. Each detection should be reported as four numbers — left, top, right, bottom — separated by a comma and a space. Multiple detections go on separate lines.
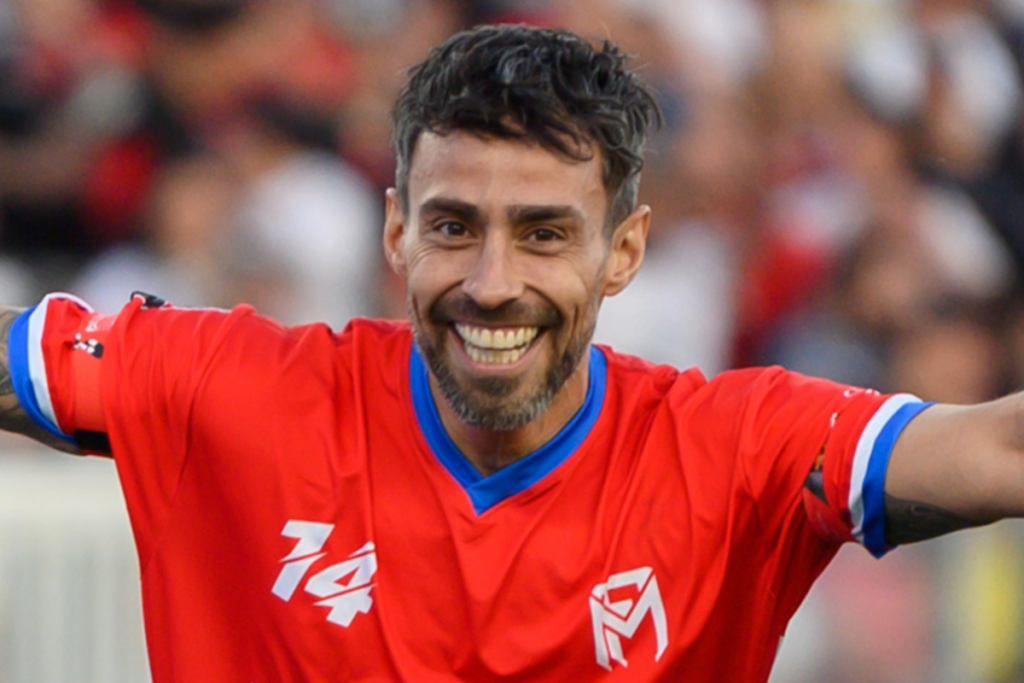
595, 74, 755, 375
0, 0, 144, 260
73, 153, 238, 313
587, 0, 748, 374
218, 102, 381, 327
67, 0, 381, 325
331, 0, 473, 190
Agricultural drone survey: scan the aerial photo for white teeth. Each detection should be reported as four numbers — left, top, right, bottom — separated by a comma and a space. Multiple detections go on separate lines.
454, 324, 540, 364
464, 345, 528, 365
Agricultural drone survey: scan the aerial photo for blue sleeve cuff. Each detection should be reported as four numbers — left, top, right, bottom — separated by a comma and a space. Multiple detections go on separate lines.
861, 400, 934, 557
8, 306, 75, 444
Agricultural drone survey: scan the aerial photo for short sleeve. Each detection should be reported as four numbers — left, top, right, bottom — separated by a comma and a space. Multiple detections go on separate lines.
18, 290, 352, 572
13, 292, 279, 562
693, 367, 930, 558
98, 295, 287, 565
8, 293, 111, 450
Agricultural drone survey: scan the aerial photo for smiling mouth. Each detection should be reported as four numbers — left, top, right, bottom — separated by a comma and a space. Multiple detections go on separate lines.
454, 323, 541, 365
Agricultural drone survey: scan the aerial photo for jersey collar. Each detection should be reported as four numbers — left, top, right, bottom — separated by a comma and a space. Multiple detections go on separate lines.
409, 344, 607, 515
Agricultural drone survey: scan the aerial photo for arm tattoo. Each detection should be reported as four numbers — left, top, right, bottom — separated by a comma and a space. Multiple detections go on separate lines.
883, 493, 990, 545
0, 308, 30, 432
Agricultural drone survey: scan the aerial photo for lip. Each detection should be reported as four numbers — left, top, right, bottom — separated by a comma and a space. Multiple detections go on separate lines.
447, 324, 546, 374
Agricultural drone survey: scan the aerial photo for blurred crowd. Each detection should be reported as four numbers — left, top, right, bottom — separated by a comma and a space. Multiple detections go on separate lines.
2, 0, 1024, 681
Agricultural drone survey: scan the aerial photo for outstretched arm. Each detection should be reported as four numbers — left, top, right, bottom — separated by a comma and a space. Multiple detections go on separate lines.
0, 307, 81, 454
884, 395, 1024, 545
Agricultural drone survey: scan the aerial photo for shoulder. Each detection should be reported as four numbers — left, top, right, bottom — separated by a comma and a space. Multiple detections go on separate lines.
340, 317, 412, 340
597, 344, 708, 411
599, 345, 856, 408
598, 345, 810, 403
338, 318, 413, 357
328, 318, 414, 390
691, 366, 852, 411
105, 301, 416, 394
599, 351, 855, 428
116, 299, 411, 353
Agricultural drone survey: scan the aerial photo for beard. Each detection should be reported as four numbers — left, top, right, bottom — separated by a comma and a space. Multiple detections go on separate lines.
411, 292, 596, 432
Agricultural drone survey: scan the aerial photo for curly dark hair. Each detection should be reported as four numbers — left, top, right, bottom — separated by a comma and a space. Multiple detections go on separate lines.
391, 24, 662, 230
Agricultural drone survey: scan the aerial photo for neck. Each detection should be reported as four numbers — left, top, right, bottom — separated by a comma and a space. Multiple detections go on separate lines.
430, 352, 592, 477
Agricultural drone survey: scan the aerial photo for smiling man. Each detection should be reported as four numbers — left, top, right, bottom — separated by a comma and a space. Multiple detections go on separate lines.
389, 129, 643, 472
1, 23, 1024, 683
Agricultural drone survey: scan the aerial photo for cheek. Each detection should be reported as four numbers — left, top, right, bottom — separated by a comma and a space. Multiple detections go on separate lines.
404, 253, 458, 303
542, 267, 603, 328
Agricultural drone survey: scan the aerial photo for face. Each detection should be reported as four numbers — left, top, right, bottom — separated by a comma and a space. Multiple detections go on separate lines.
384, 131, 647, 431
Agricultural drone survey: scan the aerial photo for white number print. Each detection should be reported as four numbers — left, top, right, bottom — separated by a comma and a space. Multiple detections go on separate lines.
271, 520, 378, 628
590, 566, 668, 671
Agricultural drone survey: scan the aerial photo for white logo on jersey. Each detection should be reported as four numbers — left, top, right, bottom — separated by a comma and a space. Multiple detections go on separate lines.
590, 567, 668, 671
272, 520, 378, 628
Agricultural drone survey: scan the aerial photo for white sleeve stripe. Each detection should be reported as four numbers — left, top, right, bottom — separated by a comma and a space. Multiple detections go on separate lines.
26, 301, 57, 430
26, 293, 94, 434
848, 393, 920, 543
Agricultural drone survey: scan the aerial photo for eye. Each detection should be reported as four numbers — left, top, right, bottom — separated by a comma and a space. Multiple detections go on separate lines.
435, 221, 469, 238
527, 227, 563, 243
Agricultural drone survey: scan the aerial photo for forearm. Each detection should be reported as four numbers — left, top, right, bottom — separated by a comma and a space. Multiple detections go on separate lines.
884, 395, 1024, 545
883, 493, 993, 545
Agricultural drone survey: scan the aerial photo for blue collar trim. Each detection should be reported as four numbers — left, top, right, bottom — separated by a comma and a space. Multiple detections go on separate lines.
409, 344, 606, 515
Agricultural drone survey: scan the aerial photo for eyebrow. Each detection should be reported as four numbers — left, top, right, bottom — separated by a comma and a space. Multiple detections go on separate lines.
418, 197, 586, 228
507, 204, 585, 226
419, 198, 483, 226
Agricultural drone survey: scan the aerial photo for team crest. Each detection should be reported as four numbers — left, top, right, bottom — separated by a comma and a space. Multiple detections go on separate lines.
590, 566, 668, 671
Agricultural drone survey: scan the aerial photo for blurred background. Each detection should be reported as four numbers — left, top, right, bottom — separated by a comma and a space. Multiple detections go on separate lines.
0, 0, 1023, 680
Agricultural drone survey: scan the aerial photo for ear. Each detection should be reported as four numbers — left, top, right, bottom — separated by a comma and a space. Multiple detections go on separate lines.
602, 204, 650, 297
383, 188, 407, 276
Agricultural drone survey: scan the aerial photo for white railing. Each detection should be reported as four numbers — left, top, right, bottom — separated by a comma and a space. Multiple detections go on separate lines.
0, 447, 150, 683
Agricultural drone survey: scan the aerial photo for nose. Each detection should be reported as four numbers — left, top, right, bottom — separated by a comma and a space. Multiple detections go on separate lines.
461, 234, 525, 309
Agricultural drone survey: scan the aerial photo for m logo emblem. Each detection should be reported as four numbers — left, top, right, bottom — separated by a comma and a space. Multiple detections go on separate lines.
589, 567, 668, 671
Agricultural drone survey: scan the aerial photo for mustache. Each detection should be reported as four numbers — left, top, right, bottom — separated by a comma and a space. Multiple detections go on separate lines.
429, 293, 561, 328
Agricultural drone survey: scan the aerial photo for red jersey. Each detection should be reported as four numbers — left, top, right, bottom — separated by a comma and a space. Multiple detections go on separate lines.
9, 293, 930, 682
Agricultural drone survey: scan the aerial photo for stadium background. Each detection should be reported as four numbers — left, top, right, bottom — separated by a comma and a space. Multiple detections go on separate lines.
1, 0, 1024, 680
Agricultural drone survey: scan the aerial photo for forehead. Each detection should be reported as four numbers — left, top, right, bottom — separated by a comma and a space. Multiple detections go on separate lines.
406, 131, 608, 220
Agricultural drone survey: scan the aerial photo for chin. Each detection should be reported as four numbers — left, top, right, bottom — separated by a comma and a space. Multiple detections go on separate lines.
450, 392, 554, 432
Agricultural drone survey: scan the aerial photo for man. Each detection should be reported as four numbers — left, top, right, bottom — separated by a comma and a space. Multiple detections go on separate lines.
0, 23, 1019, 682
